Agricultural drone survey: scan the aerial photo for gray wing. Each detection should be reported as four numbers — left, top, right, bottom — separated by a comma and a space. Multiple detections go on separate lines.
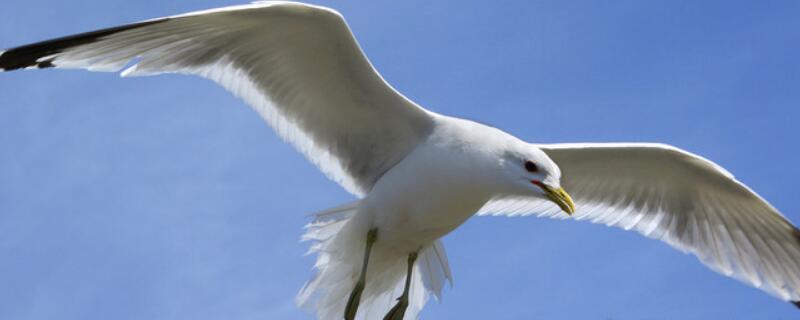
0, 2, 433, 196
479, 142, 800, 304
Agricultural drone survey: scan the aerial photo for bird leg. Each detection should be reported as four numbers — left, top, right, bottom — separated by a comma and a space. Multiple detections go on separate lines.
383, 251, 418, 320
344, 228, 378, 320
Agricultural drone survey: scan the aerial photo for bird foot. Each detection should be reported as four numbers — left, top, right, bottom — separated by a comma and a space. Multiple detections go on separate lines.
344, 280, 365, 320
382, 297, 409, 320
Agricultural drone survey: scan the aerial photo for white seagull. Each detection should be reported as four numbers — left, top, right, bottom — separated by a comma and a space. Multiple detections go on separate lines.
1, 2, 799, 319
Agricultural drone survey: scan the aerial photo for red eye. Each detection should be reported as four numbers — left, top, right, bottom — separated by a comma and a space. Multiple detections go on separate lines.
525, 160, 538, 173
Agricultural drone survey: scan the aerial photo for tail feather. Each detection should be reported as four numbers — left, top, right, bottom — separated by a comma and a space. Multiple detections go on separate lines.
419, 241, 453, 300
297, 201, 452, 319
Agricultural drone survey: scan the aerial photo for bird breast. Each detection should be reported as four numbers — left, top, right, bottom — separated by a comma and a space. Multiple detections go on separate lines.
361, 131, 498, 251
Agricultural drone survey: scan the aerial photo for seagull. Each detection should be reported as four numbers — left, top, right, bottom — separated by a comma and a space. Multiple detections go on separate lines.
1, 1, 799, 319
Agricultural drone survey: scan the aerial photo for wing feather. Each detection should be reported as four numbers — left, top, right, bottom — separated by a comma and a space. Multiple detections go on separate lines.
478, 143, 800, 303
0, 1, 433, 196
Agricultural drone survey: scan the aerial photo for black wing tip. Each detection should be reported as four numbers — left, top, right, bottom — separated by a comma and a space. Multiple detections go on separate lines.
0, 18, 169, 72
0, 41, 62, 72
792, 300, 800, 309
0, 52, 55, 71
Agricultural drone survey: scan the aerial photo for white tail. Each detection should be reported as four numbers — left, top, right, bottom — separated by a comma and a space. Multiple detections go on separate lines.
297, 201, 453, 319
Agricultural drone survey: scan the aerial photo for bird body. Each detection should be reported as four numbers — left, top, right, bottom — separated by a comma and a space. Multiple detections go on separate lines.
298, 114, 551, 318
365, 115, 524, 250
2, 2, 799, 319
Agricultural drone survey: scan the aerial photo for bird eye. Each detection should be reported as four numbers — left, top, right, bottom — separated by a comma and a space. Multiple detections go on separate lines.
524, 160, 538, 173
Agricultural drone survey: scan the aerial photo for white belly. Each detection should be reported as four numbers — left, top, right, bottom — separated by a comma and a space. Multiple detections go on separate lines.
357, 138, 496, 253
364, 188, 487, 252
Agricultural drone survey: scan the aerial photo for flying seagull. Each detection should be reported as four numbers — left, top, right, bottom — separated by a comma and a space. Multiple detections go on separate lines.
1, 1, 798, 319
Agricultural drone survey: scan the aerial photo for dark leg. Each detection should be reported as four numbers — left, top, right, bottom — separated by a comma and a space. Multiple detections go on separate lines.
382, 251, 418, 320
344, 228, 378, 320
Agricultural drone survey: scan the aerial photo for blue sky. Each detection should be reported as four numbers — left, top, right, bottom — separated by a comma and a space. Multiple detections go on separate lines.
1, 0, 799, 319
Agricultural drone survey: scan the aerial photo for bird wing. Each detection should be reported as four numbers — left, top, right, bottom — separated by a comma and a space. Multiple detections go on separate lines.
0, 1, 433, 196
478, 142, 800, 303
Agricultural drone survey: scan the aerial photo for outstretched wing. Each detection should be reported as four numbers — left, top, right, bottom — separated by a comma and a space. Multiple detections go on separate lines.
479, 143, 800, 304
0, 1, 433, 196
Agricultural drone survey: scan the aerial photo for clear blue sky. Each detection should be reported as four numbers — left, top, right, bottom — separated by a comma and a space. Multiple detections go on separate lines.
1, 0, 799, 319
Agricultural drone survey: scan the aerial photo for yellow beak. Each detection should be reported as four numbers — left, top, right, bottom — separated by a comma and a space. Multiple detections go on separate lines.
543, 185, 576, 215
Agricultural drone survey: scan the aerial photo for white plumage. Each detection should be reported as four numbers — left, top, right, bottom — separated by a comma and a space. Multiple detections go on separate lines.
1, 1, 798, 318
480, 143, 800, 301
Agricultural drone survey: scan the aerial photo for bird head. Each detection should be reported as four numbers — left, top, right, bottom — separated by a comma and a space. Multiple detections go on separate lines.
499, 144, 576, 215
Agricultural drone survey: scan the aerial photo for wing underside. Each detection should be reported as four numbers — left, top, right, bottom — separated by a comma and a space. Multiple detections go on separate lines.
0, 2, 433, 197
480, 143, 800, 305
